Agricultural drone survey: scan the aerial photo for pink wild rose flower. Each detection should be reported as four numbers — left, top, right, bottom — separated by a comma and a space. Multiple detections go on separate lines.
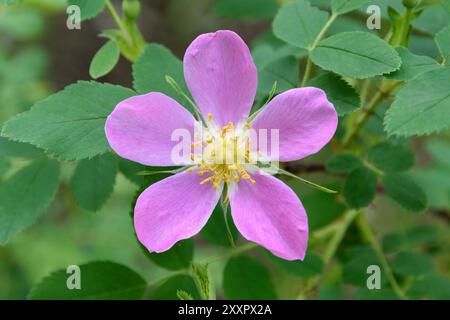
105, 30, 338, 260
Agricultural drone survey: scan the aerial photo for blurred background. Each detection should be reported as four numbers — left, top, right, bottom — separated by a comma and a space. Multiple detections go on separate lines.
0, 0, 449, 299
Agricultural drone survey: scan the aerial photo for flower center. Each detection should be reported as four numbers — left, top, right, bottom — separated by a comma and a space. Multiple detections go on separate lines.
188, 114, 257, 189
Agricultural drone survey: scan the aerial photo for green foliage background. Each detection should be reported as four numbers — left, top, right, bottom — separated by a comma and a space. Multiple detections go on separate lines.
0, 0, 449, 300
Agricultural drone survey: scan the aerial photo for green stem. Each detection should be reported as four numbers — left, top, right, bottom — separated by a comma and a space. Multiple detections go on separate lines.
389, 7, 414, 47
342, 81, 401, 147
311, 13, 338, 49
105, 0, 132, 44
356, 213, 407, 300
300, 13, 337, 86
362, 159, 384, 176
359, 79, 371, 105
300, 57, 313, 87
299, 209, 360, 298
309, 220, 342, 246
322, 209, 360, 263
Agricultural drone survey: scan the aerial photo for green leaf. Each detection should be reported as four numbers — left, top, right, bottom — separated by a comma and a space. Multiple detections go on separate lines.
89, 41, 120, 79
301, 185, 345, 230
118, 159, 148, 185
272, 0, 329, 49
0, 158, 10, 176
426, 139, 450, 167
28, 261, 146, 299
252, 44, 300, 100
201, 205, 238, 247
211, 0, 278, 20
382, 174, 427, 212
318, 283, 343, 300
386, 47, 441, 81
133, 44, 190, 109
191, 263, 211, 300
0, 160, 60, 244
412, 5, 450, 35
1, 81, 135, 160
384, 68, 450, 137
353, 288, 399, 300
176, 290, 193, 300
343, 248, 387, 287
392, 252, 434, 277
68, 0, 106, 21
223, 256, 277, 299
118, 159, 175, 187
411, 166, 450, 209
100, 29, 141, 63
325, 153, 362, 174
147, 239, 193, 271
408, 275, 450, 299
0, 137, 43, 158
150, 275, 200, 300
311, 32, 401, 78
406, 225, 440, 247
252, 43, 307, 69
308, 73, 361, 116
442, 0, 450, 13
410, 140, 450, 209
70, 153, 118, 211
383, 226, 440, 252
331, 0, 373, 15
268, 252, 324, 278
435, 25, 450, 64
367, 142, 414, 173
343, 167, 377, 208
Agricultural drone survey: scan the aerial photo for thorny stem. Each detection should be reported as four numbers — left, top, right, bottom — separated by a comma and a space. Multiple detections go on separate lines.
356, 213, 407, 300
300, 13, 338, 86
342, 81, 401, 147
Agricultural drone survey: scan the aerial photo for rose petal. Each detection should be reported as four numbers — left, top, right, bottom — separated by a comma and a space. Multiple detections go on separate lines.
183, 30, 258, 126
105, 92, 196, 166
251, 87, 338, 162
135, 170, 222, 252
229, 171, 308, 260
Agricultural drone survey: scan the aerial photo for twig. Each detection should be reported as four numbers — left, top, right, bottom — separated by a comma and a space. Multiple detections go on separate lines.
356, 213, 407, 299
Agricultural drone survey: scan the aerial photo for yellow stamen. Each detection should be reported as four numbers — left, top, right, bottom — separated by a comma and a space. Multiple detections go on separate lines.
200, 176, 213, 185
190, 121, 257, 189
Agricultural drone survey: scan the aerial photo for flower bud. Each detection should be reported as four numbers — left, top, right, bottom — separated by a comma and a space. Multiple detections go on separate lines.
122, 0, 141, 20
402, 0, 420, 8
